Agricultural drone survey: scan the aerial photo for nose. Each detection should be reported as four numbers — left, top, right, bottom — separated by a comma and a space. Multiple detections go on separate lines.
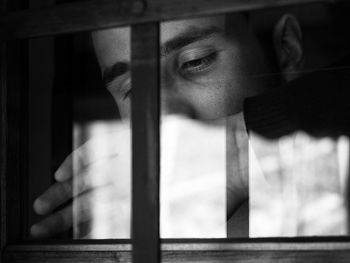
160, 65, 196, 118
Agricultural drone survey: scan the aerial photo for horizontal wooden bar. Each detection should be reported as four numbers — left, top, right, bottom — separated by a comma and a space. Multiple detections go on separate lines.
0, 0, 338, 41
6, 240, 350, 251
4, 241, 350, 263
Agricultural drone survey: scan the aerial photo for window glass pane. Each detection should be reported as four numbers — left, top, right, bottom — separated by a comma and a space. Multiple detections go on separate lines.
26, 22, 227, 240
27, 30, 132, 240
245, 4, 350, 237
23, 2, 350, 241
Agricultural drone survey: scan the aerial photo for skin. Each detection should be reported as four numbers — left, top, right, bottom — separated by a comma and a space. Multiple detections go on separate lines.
93, 15, 275, 119
31, 13, 304, 239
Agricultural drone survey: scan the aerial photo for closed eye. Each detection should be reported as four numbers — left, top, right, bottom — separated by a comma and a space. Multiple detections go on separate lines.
178, 51, 218, 77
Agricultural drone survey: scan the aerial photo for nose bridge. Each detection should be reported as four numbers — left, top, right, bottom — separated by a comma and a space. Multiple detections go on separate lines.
160, 81, 196, 118
160, 60, 177, 105
160, 74, 172, 113
159, 59, 196, 117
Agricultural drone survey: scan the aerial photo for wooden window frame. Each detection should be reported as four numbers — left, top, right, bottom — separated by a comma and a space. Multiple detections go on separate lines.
1, 0, 350, 262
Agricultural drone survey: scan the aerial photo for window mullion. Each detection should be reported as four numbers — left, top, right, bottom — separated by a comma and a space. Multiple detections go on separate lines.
131, 22, 160, 263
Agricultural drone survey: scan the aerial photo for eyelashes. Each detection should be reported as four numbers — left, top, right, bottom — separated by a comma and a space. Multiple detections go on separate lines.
107, 48, 219, 100
176, 48, 218, 77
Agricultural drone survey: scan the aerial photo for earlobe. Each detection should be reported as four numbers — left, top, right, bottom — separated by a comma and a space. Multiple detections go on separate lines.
273, 14, 304, 82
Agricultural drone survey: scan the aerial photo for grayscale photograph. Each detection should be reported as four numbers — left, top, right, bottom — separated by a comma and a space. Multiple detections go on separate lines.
1, 0, 350, 262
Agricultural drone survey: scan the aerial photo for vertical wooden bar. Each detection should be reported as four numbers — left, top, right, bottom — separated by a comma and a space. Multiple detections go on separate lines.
1, 0, 31, 249
5, 39, 29, 241
131, 22, 160, 263
27, 0, 55, 234
0, 38, 29, 249
0, 0, 8, 256
27, 37, 54, 235
0, 43, 7, 254
347, 149, 350, 234
1, 0, 31, 245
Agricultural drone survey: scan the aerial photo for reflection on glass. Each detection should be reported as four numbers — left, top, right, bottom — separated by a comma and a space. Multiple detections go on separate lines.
250, 132, 349, 237
72, 121, 131, 239
159, 116, 226, 238
29, 3, 350, 240
72, 117, 226, 239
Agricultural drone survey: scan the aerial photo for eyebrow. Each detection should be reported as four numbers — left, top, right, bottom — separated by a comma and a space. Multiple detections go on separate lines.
161, 26, 223, 57
102, 26, 222, 85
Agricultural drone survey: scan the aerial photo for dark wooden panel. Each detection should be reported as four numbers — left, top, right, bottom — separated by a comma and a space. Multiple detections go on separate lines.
51, 36, 73, 179
27, 37, 55, 236
26, 0, 55, 236
131, 22, 160, 263
0, 0, 339, 41
0, 43, 7, 253
5, 39, 29, 243
4, 241, 350, 263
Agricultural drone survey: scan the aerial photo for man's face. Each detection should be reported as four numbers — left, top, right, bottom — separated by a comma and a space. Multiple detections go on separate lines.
93, 15, 273, 119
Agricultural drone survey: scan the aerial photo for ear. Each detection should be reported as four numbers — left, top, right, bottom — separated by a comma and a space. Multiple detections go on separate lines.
273, 14, 304, 82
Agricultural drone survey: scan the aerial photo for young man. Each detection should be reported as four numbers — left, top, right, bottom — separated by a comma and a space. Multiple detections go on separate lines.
31, 12, 307, 239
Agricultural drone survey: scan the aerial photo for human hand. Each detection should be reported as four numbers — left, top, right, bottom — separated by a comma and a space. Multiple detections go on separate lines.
31, 115, 240, 239
31, 127, 131, 239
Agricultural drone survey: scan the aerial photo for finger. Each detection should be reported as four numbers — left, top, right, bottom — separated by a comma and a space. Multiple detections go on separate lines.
54, 143, 118, 183
38, 152, 91, 214
54, 149, 85, 182
31, 190, 101, 239
54, 155, 73, 182
30, 203, 73, 239
33, 179, 73, 215
34, 160, 116, 216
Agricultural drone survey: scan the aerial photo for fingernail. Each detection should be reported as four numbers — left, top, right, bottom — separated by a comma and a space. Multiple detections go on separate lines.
33, 199, 50, 215
30, 224, 47, 239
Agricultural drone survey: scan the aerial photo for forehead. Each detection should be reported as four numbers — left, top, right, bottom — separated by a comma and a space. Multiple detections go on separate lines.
160, 16, 225, 43
92, 16, 225, 70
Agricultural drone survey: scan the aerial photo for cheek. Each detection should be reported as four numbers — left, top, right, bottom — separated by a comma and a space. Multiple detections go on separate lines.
161, 46, 268, 120
176, 78, 242, 119
175, 62, 249, 119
